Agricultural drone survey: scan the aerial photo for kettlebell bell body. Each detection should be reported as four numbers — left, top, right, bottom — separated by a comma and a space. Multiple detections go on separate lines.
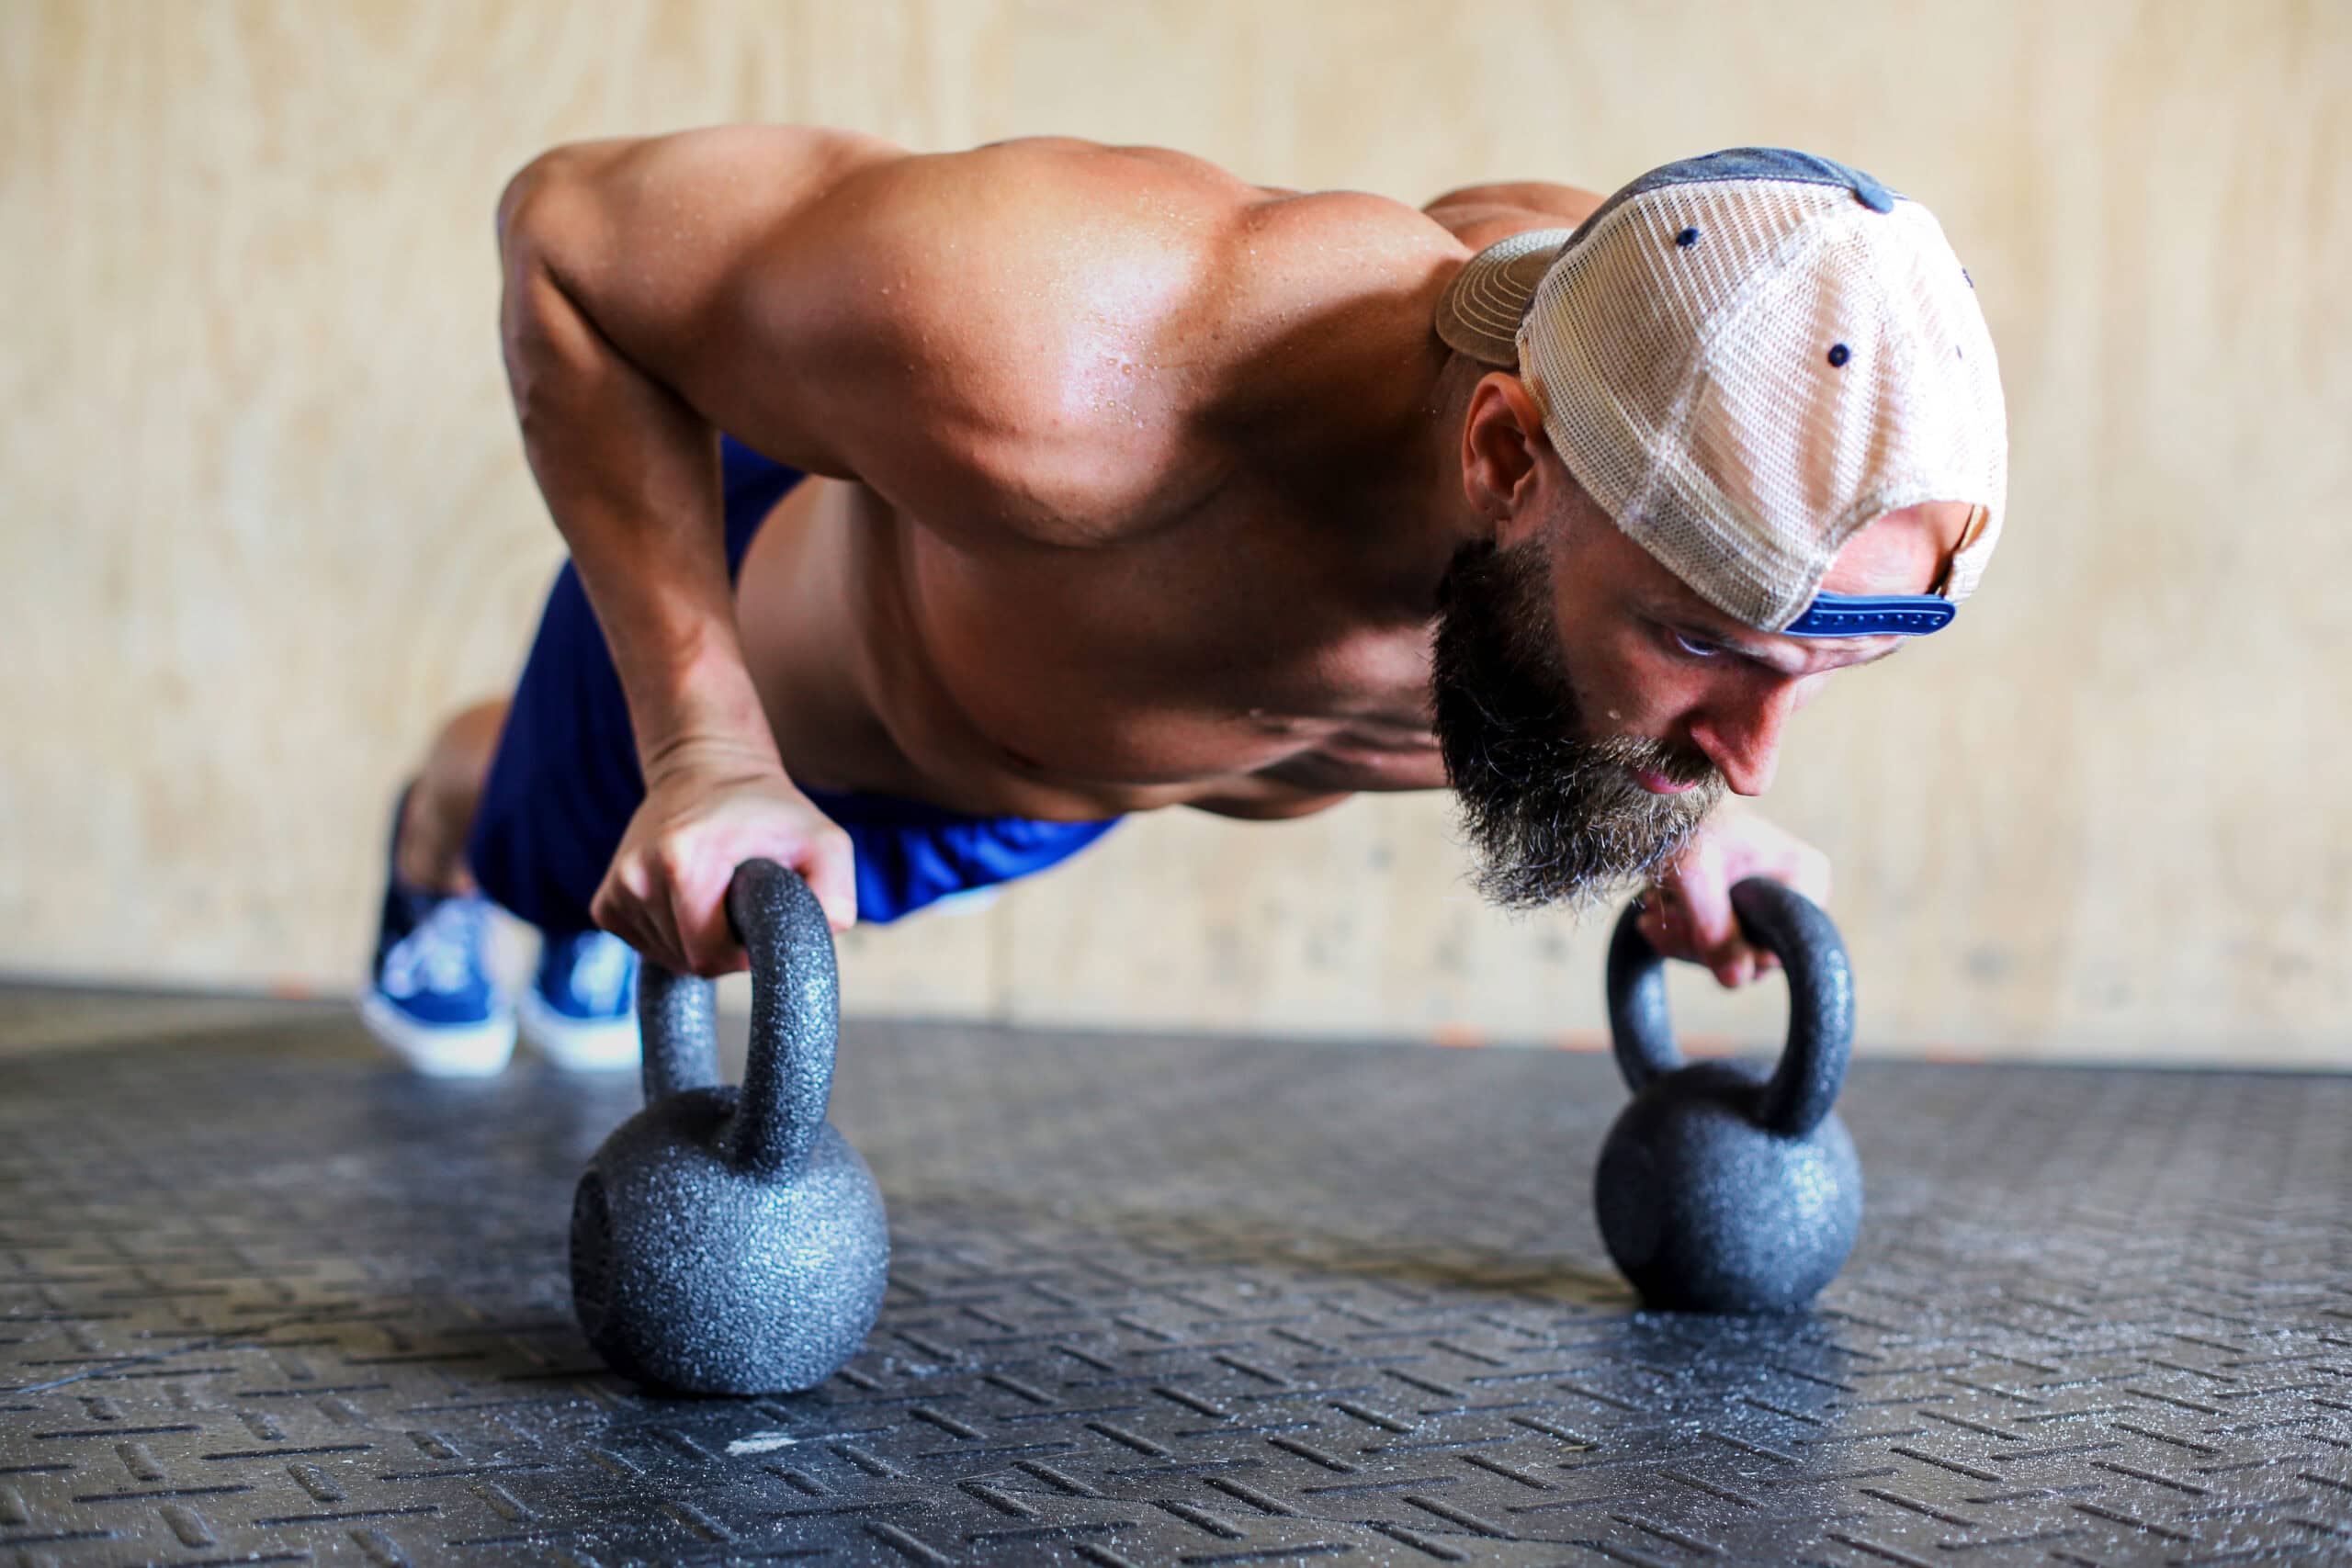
571, 861, 888, 1394
1595, 878, 1861, 1314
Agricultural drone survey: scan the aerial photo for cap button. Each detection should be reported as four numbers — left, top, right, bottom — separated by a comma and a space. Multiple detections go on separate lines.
1849, 170, 1894, 213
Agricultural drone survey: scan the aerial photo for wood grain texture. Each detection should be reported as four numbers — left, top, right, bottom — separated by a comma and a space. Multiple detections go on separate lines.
3, 0, 2346, 1062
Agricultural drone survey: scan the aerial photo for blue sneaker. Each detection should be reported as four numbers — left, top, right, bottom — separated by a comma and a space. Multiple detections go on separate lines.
358, 793, 515, 1076
519, 930, 641, 1071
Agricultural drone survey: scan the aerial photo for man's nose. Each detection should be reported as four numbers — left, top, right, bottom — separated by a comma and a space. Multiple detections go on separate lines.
1688, 685, 1800, 796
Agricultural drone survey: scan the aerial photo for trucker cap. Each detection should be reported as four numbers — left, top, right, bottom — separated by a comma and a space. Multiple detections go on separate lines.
1435, 148, 2007, 637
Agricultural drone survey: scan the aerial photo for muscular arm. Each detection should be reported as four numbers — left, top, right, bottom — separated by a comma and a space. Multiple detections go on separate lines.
492, 128, 1300, 962
497, 129, 1260, 772
1422, 179, 1604, 250
1189, 791, 1353, 821
495, 127, 897, 780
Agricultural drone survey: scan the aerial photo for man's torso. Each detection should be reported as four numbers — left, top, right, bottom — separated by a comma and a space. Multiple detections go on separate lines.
723, 139, 1596, 822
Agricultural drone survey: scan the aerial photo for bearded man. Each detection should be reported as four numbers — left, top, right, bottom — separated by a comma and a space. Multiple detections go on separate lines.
357, 135, 2004, 1076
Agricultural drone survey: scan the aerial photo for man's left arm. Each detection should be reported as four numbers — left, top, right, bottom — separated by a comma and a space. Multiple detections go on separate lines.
1422, 179, 1603, 247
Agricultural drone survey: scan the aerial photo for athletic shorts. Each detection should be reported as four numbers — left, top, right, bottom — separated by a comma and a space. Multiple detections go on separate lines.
467, 437, 1119, 934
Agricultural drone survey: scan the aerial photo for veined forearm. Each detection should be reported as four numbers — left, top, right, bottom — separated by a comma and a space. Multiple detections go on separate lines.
498, 212, 780, 774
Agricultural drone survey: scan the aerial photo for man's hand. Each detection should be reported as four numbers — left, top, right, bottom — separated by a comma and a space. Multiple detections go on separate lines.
1634, 800, 1831, 988
591, 739, 859, 976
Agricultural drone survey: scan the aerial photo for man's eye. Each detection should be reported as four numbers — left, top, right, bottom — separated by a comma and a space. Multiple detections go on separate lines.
1670, 630, 1725, 660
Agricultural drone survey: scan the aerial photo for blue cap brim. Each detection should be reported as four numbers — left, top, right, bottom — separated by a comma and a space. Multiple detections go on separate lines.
1781, 592, 1956, 637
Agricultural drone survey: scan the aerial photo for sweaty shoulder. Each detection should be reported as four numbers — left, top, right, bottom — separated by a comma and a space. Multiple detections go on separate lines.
765, 138, 1267, 540
770, 139, 1473, 542
523, 130, 1557, 548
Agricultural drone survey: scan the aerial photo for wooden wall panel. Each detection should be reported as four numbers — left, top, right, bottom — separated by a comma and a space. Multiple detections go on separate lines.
3, 1, 2346, 1064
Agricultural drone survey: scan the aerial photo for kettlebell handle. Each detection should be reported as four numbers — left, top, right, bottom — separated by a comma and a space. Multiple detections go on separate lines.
1604, 877, 1855, 1138
636, 859, 842, 1178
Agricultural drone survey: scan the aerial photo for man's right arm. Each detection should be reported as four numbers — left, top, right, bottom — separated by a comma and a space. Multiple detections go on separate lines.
492, 128, 1241, 971
494, 126, 903, 969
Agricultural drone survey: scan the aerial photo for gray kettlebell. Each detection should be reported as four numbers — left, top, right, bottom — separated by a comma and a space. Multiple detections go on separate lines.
570, 859, 888, 1394
1594, 877, 1861, 1313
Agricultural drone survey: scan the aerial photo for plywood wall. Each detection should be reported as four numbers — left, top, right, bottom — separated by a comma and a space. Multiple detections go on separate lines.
4, 1, 2348, 1064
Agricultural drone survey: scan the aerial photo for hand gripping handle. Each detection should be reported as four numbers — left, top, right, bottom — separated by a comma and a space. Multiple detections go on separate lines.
1604, 877, 1856, 1137
634, 860, 843, 1176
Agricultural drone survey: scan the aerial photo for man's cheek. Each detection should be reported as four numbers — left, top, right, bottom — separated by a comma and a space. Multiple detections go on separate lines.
1577, 663, 1679, 742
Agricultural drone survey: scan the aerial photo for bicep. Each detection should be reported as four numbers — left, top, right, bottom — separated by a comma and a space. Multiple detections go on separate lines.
1423, 179, 1603, 220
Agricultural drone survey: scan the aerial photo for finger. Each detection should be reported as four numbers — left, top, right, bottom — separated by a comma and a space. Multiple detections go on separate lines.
670, 855, 745, 978
798, 829, 859, 934
673, 902, 741, 977
1635, 896, 1675, 954
1669, 842, 1750, 984
592, 866, 661, 966
1641, 887, 1702, 961
589, 897, 642, 961
621, 855, 691, 976
637, 887, 689, 977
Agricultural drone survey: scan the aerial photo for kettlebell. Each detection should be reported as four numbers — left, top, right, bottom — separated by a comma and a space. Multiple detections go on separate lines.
1593, 877, 1861, 1313
569, 859, 888, 1394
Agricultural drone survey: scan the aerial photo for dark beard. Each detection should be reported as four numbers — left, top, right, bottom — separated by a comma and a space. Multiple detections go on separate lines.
1430, 536, 1725, 911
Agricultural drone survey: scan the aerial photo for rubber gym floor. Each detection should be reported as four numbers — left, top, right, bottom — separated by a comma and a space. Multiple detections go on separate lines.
3, 984, 2347, 1566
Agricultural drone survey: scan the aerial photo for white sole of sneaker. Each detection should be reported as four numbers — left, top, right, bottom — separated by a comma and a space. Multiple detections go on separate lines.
518, 987, 641, 1072
356, 990, 516, 1077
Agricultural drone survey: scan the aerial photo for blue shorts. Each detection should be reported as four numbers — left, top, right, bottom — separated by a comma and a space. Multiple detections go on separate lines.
468, 437, 1119, 934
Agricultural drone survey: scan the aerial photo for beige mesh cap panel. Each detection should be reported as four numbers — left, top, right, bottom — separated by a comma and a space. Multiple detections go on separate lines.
1436, 149, 2007, 632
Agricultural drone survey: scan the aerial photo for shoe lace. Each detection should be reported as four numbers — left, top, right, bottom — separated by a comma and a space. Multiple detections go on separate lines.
564, 933, 636, 1014
383, 898, 486, 999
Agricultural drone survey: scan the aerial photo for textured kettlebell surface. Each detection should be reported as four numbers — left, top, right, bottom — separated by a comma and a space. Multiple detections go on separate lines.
3, 998, 2350, 1565
1595, 1061, 1863, 1313
577, 1092, 888, 1395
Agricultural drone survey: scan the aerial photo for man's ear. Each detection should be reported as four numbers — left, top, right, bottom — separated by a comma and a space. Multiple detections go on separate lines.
1460, 372, 1550, 538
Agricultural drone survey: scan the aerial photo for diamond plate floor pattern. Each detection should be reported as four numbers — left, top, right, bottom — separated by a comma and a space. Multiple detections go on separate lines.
2, 1006, 2348, 1565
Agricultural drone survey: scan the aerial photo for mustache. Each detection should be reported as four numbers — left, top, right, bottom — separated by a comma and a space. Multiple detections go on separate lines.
1449, 727, 1725, 913
1463, 723, 1718, 794
1588, 732, 1719, 788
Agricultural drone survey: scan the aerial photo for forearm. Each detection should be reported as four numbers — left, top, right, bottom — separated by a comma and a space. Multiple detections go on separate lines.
498, 191, 779, 778
1424, 179, 1601, 222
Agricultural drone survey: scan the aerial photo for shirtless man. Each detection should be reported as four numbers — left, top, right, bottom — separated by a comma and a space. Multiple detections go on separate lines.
359, 133, 2005, 1076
